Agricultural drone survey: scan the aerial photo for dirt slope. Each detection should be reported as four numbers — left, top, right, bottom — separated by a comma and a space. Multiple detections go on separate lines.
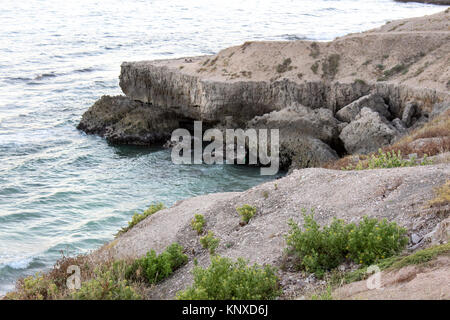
94, 163, 449, 299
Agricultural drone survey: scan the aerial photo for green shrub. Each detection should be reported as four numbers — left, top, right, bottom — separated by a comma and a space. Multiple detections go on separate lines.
237, 204, 256, 225
118, 203, 165, 235
72, 266, 141, 300
176, 255, 281, 300
200, 231, 220, 255
286, 210, 409, 276
125, 243, 187, 284
286, 210, 351, 276
346, 216, 408, 265
191, 214, 206, 235
5, 273, 59, 300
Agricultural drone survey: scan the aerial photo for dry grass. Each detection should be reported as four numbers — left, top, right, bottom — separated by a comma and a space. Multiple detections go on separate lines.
383, 109, 450, 157
428, 180, 450, 208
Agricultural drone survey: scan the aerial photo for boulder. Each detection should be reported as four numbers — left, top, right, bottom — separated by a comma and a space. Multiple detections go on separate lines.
247, 105, 340, 169
392, 118, 407, 133
77, 95, 181, 145
336, 93, 391, 123
423, 217, 450, 246
339, 107, 400, 154
402, 101, 417, 127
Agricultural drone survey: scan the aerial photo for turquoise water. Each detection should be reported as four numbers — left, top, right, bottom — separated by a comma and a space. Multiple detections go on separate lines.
0, 0, 445, 295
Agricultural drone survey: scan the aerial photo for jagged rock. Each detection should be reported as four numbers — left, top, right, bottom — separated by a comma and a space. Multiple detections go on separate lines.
340, 107, 400, 154
287, 137, 339, 170
247, 105, 340, 169
336, 93, 391, 123
402, 101, 417, 127
423, 217, 450, 245
411, 233, 422, 245
77, 95, 181, 145
392, 118, 407, 133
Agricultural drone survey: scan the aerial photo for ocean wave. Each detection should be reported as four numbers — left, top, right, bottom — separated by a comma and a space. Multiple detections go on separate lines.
0, 254, 34, 270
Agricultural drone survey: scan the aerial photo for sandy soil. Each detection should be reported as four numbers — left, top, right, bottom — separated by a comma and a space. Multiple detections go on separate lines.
335, 256, 450, 300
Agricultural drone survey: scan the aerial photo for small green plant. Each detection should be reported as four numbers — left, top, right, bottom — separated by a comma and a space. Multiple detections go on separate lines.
176, 255, 281, 300
343, 149, 432, 170
118, 203, 165, 235
5, 273, 59, 300
200, 231, 220, 255
72, 266, 141, 300
236, 204, 257, 225
310, 285, 333, 300
262, 191, 269, 199
125, 243, 187, 284
191, 214, 206, 235
276, 58, 293, 73
286, 209, 409, 277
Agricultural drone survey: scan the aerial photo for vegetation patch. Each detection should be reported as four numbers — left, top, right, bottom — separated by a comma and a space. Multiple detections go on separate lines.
199, 231, 220, 254
176, 255, 281, 300
342, 149, 431, 170
5, 273, 60, 300
191, 214, 206, 235
237, 204, 257, 225
341, 243, 450, 284
276, 58, 293, 73
72, 264, 141, 300
378, 63, 409, 81
311, 61, 319, 74
125, 243, 187, 284
285, 209, 408, 277
353, 79, 367, 86
117, 203, 165, 235
309, 42, 320, 58
321, 54, 340, 79
428, 180, 450, 207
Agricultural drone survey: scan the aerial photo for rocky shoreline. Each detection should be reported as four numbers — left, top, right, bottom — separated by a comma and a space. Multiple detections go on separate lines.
78, 10, 450, 171
5, 10, 447, 300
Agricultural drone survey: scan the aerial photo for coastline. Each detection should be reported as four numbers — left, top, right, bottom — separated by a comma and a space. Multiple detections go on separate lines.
4, 8, 450, 300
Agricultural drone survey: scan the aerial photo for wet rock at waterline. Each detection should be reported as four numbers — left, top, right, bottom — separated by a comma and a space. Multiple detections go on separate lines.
77, 95, 181, 145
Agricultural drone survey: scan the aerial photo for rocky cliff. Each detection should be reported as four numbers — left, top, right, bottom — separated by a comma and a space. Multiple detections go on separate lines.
78, 10, 450, 170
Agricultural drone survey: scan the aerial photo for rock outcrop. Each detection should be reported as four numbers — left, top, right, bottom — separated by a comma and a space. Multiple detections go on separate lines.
77, 95, 181, 145
340, 107, 400, 154
336, 93, 391, 123
78, 10, 450, 170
